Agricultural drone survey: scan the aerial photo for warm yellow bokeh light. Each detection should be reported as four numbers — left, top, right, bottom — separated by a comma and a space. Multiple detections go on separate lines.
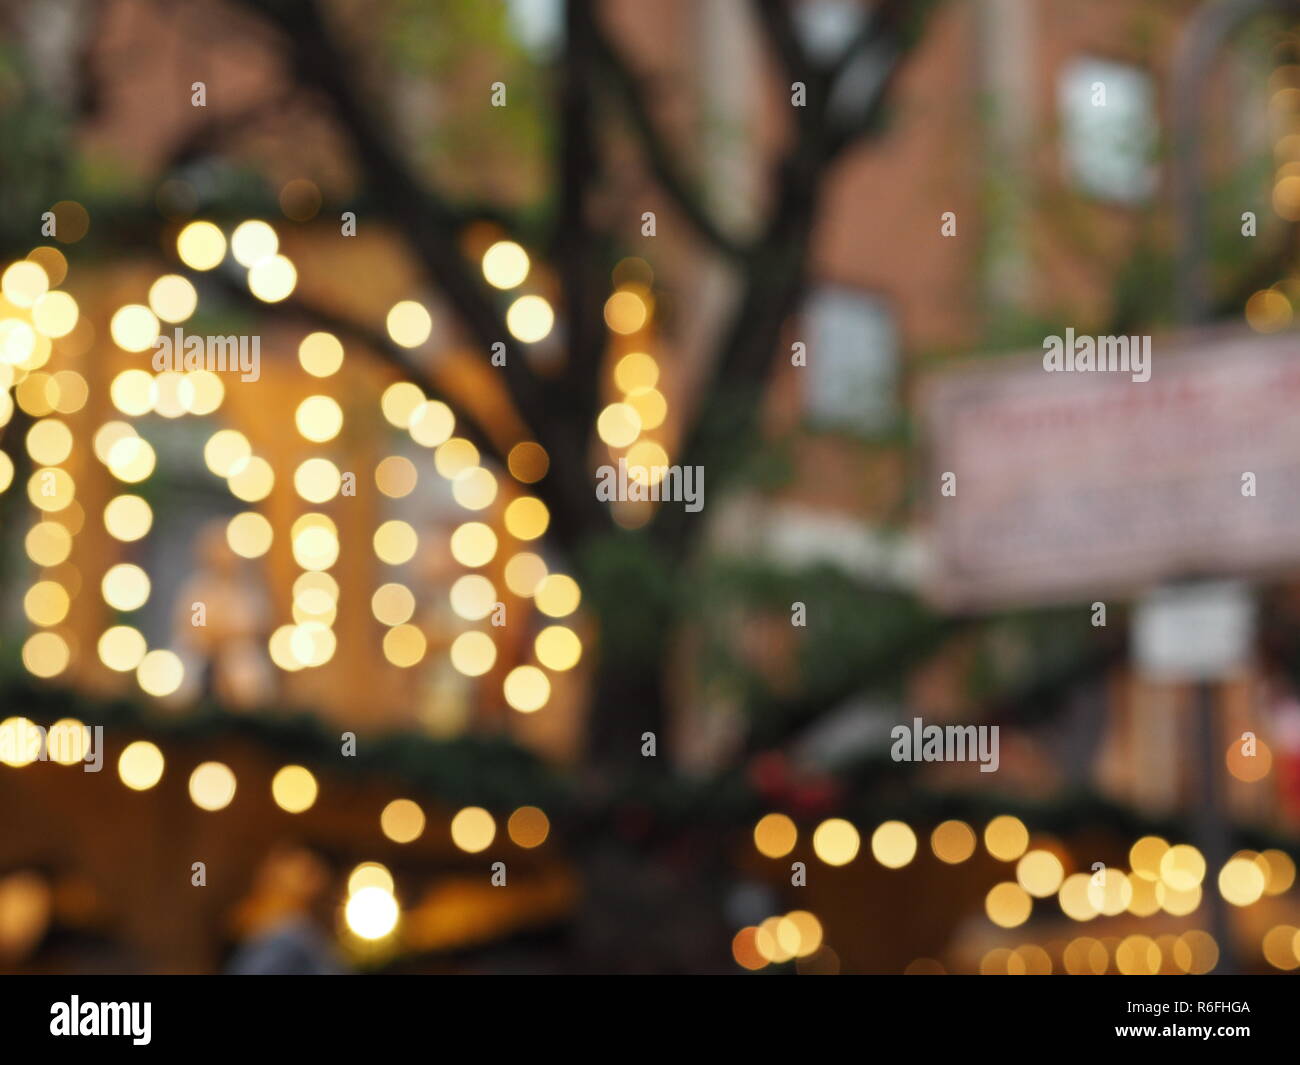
228, 456, 275, 502
870, 821, 917, 869
26, 522, 72, 567
105, 435, 156, 483
381, 798, 426, 843
503, 665, 550, 713
204, 429, 252, 477
626, 440, 669, 484
375, 455, 417, 498
292, 519, 339, 571
986, 882, 1032, 928
226, 511, 273, 558
347, 862, 393, 896
1088, 869, 1134, 916
371, 583, 416, 626
27, 418, 72, 465
614, 351, 659, 393
409, 400, 455, 447
434, 438, 479, 479
45, 719, 88, 765
294, 457, 342, 503
374, 520, 418, 565
31, 291, 78, 337
534, 573, 580, 617
1160, 844, 1207, 891
104, 378, 145, 424
24, 581, 69, 627
189, 761, 237, 811
105, 495, 152, 541
383, 624, 427, 668
0, 719, 49, 768
1016, 849, 1065, 898
1261, 925, 1300, 970
22, 632, 70, 678
482, 241, 530, 289
1261, 849, 1297, 896
503, 552, 548, 597
604, 289, 649, 334
535, 625, 581, 671
137, 649, 184, 697
271, 765, 318, 813
452, 466, 498, 510
2, 261, 48, 307
248, 254, 297, 302
1130, 836, 1169, 881
109, 304, 160, 352
148, 275, 198, 323
449, 522, 497, 568
504, 496, 549, 540
386, 301, 432, 348
754, 813, 798, 859
101, 563, 150, 611
450, 807, 496, 852
1218, 857, 1266, 907
98, 625, 146, 672
118, 741, 164, 790
930, 820, 976, 864
506, 294, 554, 343
177, 221, 226, 270
230, 220, 279, 266
295, 395, 343, 442
450, 631, 497, 677
596, 402, 642, 448
381, 382, 425, 428
27, 466, 75, 511
298, 332, 344, 377
1246, 289, 1292, 333
508, 806, 550, 848
984, 815, 1029, 862
626, 387, 668, 431
1157, 881, 1203, 917
449, 575, 497, 620
812, 818, 860, 866
1115, 934, 1161, 976
507, 441, 549, 483
345, 887, 399, 940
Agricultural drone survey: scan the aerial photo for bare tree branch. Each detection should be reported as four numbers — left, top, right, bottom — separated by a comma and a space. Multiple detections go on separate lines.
230, 0, 608, 550
655, 0, 938, 556
750, 0, 813, 87
548, 0, 610, 526
588, 12, 750, 260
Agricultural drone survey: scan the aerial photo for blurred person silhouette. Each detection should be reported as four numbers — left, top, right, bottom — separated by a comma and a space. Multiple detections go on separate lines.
175, 522, 273, 709
225, 845, 347, 975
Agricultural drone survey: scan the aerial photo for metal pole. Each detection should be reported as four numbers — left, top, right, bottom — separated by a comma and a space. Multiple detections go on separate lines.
1193, 680, 1237, 972
1169, 1, 1300, 973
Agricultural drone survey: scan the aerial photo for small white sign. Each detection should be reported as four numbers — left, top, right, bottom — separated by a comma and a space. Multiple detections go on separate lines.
1132, 582, 1254, 682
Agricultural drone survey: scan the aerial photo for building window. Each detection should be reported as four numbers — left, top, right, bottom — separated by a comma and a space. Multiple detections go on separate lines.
506, 0, 563, 59
802, 285, 897, 433
793, 0, 866, 64
1058, 56, 1157, 204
